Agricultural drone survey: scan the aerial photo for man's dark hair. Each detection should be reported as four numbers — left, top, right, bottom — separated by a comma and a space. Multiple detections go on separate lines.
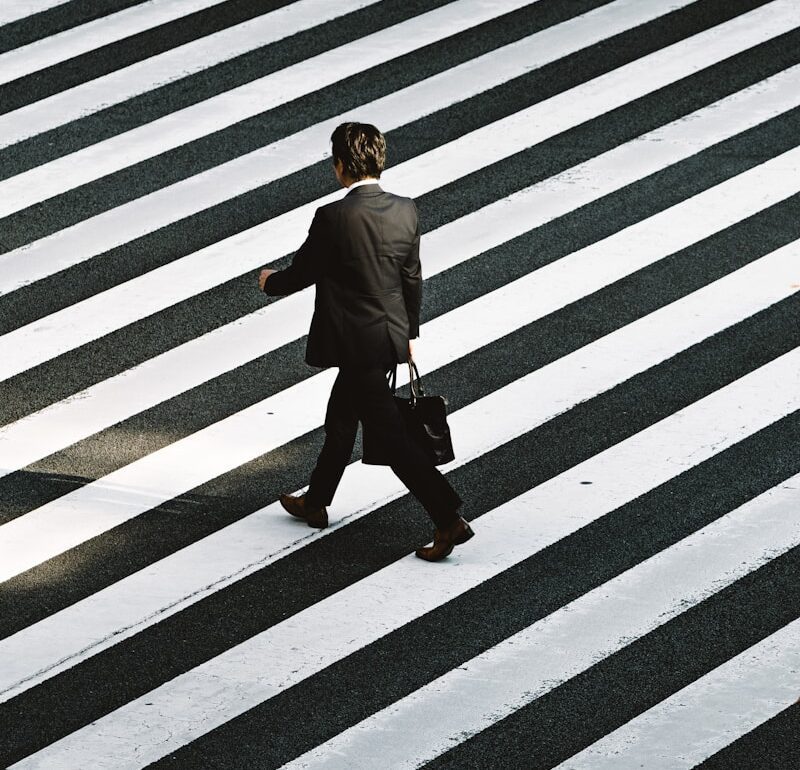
330, 122, 386, 180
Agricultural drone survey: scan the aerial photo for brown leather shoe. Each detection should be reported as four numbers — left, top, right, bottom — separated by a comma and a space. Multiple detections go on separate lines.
415, 516, 474, 561
280, 492, 328, 529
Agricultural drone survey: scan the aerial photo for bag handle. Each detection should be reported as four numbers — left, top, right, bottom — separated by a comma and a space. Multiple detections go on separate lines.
388, 356, 425, 406
408, 358, 425, 400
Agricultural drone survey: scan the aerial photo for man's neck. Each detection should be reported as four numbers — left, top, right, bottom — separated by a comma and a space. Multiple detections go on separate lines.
348, 177, 379, 189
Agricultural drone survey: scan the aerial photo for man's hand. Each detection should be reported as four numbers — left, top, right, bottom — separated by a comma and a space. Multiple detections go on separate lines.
408, 339, 415, 359
259, 268, 277, 292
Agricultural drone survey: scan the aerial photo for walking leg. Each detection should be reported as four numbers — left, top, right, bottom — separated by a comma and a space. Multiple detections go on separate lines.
305, 369, 359, 508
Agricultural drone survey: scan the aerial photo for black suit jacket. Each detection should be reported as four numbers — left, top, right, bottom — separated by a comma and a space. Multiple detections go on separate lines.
263, 183, 421, 368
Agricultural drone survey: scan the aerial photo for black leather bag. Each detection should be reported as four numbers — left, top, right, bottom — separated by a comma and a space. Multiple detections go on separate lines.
361, 359, 455, 466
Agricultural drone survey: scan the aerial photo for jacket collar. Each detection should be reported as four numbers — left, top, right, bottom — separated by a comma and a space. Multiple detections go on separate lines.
345, 182, 383, 196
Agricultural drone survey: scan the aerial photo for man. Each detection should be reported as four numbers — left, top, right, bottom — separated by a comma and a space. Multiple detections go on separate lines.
258, 121, 473, 561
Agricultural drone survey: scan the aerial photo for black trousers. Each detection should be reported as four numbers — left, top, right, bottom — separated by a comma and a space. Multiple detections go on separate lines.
305, 364, 462, 529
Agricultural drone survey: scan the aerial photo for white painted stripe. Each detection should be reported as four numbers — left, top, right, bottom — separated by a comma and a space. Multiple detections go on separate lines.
2, 60, 798, 384
1, 143, 798, 479
10, 345, 800, 769
0, 0, 70, 27
285, 476, 800, 770
0, 0, 692, 283
556, 618, 800, 770
1, 241, 797, 699
0, 0, 382, 129
0, 0, 533, 157
0, 0, 229, 84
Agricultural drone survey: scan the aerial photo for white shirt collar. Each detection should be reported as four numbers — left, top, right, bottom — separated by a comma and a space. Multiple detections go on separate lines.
347, 177, 380, 190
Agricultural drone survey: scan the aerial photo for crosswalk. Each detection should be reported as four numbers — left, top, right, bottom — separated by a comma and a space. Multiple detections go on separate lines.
0, 0, 798, 767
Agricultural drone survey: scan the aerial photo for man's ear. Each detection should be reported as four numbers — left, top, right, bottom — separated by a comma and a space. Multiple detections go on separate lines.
333, 157, 346, 187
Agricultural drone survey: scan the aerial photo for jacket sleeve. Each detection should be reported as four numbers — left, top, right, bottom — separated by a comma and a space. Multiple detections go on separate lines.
401, 201, 422, 339
262, 207, 329, 297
